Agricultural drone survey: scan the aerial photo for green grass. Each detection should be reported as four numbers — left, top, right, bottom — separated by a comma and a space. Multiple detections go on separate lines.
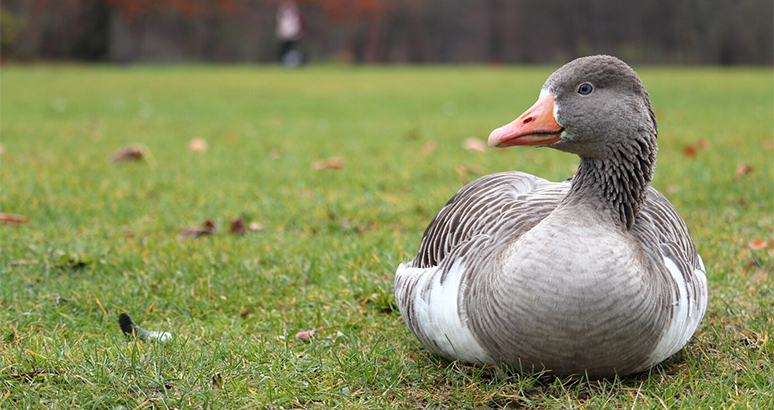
1, 63, 772, 409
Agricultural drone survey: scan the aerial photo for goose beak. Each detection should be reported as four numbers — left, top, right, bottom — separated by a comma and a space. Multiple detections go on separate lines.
488, 94, 563, 148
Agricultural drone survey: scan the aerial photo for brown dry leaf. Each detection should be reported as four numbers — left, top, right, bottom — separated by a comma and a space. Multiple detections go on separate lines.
9, 369, 53, 382
748, 239, 768, 250
295, 329, 315, 342
10, 260, 39, 266
229, 218, 246, 235
212, 373, 223, 389
248, 222, 264, 232
187, 138, 208, 152
0, 213, 29, 225
297, 190, 314, 199
384, 194, 399, 203
683, 145, 697, 158
420, 140, 438, 156
112, 146, 145, 162
455, 164, 486, 176
735, 163, 753, 177
180, 220, 217, 240
312, 157, 344, 171
239, 308, 254, 319
462, 137, 487, 153
697, 138, 710, 150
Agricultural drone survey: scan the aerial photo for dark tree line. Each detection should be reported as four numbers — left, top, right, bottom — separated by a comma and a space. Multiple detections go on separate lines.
2, 0, 771, 65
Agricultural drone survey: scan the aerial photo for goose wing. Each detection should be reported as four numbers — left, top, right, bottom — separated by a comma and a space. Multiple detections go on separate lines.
411, 171, 568, 270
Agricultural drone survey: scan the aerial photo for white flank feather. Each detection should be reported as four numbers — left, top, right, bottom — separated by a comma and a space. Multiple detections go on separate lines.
396, 261, 491, 364
646, 255, 707, 367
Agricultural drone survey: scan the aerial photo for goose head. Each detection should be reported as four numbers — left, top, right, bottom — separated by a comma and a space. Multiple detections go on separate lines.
488, 55, 657, 161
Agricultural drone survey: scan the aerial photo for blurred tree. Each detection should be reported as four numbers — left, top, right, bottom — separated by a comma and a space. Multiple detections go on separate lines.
1, 0, 771, 65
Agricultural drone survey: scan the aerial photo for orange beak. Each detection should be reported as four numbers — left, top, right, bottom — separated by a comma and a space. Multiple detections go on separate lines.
488, 94, 563, 148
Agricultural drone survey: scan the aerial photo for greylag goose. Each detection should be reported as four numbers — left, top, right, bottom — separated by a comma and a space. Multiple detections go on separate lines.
394, 55, 707, 379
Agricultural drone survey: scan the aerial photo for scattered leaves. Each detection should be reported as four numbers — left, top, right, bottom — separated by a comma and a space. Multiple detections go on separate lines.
748, 239, 768, 251
295, 329, 315, 342
187, 138, 208, 152
462, 137, 487, 153
0, 213, 29, 225
180, 220, 217, 240
248, 222, 265, 232
229, 218, 246, 235
112, 145, 146, 162
455, 164, 486, 176
735, 163, 753, 177
420, 140, 438, 155
683, 145, 697, 158
312, 157, 344, 171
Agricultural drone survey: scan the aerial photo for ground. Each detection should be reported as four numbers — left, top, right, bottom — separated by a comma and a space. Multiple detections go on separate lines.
1, 64, 772, 408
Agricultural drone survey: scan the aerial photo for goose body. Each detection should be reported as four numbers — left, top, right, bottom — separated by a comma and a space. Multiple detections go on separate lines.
394, 56, 707, 379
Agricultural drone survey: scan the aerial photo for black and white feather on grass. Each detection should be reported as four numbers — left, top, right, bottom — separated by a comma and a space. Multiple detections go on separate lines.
118, 313, 172, 342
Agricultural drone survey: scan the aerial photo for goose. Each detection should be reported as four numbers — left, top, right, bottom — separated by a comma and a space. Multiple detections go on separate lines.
394, 55, 707, 379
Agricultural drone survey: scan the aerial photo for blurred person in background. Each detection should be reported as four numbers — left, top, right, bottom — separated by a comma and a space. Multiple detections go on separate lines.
276, 0, 305, 67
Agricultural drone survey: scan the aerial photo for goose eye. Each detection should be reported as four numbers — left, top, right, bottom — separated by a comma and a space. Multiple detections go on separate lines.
577, 83, 593, 95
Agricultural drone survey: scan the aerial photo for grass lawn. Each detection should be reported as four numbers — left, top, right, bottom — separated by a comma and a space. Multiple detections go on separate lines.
1, 63, 772, 409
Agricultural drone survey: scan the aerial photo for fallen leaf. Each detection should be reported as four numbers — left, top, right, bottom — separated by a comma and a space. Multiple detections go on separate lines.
683, 145, 697, 158
212, 373, 223, 389
180, 220, 217, 240
455, 164, 486, 176
248, 222, 264, 232
152, 383, 174, 393
735, 163, 753, 177
749, 239, 768, 250
697, 138, 710, 150
312, 157, 344, 171
384, 194, 399, 203
9, 369, 53, 382
0, 213, 29, 225
56, 252, 91, 270
420, 140, 438, 155
239, 308, 254, 319
462, 137, 487, 153
112, 146, 145, 162
10, 260, 39, 266
297, 190, 314, 199
229, 218, 246, 235
295, 329, 315, 342
187, 138, 208, 152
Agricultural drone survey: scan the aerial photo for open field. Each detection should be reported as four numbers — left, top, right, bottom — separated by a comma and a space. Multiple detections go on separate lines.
1, 64, 772, 408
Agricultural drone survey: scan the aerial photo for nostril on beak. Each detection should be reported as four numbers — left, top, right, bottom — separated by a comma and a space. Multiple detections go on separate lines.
523, 116, 534, 124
